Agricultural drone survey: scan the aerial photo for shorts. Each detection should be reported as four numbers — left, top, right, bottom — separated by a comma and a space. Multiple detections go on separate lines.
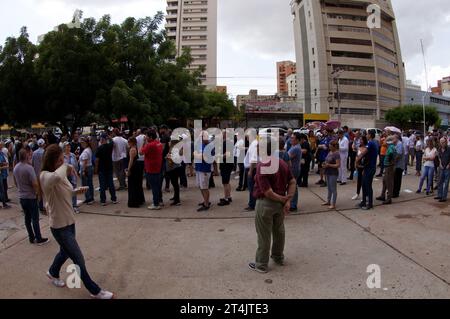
196, 172, 212, 190
220, 165, 234, 184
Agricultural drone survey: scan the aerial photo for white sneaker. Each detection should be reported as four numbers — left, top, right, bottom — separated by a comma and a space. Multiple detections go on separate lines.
46, 271, 66, 288
147, 205, 161, 211
352, 194, 360, 200
91, 290, 114, 299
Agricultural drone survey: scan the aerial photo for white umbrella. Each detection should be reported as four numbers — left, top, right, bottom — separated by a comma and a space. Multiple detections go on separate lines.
384, 126, 401, 134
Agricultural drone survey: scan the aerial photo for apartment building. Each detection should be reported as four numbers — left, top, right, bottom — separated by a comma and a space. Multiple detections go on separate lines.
277, 61, 297, 96
166, 0, 217, 87
291, 0, 406, 127
431, 76, 450, 96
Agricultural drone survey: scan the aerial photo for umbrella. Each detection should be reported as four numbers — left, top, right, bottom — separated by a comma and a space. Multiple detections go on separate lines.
384, 126, 401, 133
325, 120, 341, 130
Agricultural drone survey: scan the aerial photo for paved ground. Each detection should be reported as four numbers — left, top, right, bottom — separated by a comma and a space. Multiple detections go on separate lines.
0, 169, 449, 299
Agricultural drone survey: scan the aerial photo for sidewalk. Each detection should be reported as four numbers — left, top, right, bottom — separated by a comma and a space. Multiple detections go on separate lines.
0, 171, 449, 298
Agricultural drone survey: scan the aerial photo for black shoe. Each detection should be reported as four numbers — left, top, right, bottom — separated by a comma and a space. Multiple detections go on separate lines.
289, 207, 298, 212
426, 192, 430, 196
320, 183, 327, 188
376, 196, 385, 201
439, 199, 447, 203
218, 198, 230, 206
170, 201, 181, 206
248, 262, 268, 274
416, 190, 421, 194
29, 239, 36, 244
382, 200, 392, 205
340, 182, 347, 186
197, 204, 211, 212
236, 187, 243, 192
434, 197, 442, 200
316, 180, 324, 185
244, 207, 255, 212
35, 238, 50, 246
357, 202, 366, 209
361, 206, 373, 211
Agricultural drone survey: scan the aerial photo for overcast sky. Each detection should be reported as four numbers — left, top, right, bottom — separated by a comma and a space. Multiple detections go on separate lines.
1, 0, 449, 100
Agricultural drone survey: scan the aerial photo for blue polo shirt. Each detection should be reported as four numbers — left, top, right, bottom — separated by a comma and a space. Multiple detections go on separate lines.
366, 140, 379, 169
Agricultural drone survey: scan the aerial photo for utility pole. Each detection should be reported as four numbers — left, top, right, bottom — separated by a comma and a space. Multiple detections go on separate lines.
331, 68, 344, 123
420, 39, 429, 134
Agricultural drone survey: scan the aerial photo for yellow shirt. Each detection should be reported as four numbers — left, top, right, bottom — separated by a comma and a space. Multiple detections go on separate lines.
40, 164, 76, 229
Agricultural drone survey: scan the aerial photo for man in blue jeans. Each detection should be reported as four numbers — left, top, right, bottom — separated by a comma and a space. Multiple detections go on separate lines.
358, 131, 379, 210
287, 132, 302, 212
13, 149, 49, 245
95, 134, 117, 206
435, 138, 450, 203
140, 129, 163, 210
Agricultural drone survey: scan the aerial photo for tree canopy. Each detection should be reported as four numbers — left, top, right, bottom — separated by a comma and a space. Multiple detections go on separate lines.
0, 12, 235, 132
385, 105, 441, 130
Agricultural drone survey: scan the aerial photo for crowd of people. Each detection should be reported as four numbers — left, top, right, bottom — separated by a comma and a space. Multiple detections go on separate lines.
0, 124, 450, 292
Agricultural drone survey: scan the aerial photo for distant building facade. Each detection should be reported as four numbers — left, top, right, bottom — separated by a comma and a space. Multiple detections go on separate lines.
165, 0, 217, 87
291, 0, 406, 128
277, 61, 297, 96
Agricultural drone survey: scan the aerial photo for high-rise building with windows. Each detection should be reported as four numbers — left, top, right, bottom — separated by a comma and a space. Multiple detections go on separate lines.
165, 0, 217, 87
290, 0, 406, 127
277, 61, 297, 96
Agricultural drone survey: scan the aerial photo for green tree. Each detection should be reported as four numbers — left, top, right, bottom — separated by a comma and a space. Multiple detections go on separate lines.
0, 27, 41, 126
385, 105, 440, 130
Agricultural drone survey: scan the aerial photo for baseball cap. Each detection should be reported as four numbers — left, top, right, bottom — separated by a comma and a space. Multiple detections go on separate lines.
100, 133, 108, 140
37, 139, 46, 146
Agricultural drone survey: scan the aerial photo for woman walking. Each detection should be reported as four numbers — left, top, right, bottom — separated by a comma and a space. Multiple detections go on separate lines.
63, 142, 79, 213
40, 145, 114, 299
417, 138, 437, 195
79, 138, 94, 205
322, 140, 341, 210
126, 137, 145, 208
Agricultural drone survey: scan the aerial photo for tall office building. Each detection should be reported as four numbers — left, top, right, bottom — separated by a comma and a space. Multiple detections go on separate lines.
291, 0, 406, 126
166, 0, 217, 88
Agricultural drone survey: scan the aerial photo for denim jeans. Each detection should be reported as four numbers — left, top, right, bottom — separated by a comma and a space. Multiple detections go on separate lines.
326, 174, 338, 205
20, 198, 42, 242
247, 170, 256, 209
418, 166, 434, 193
98, 170, 117, 204
146, 173, 161, 206
81, 166, 94, 203
49, 224, 101, 295
437, 168, 450, 200
362, 167, 376, 207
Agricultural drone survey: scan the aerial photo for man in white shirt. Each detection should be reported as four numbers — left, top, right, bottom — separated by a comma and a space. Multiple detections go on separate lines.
402, 134, 410, 175
408, 131, 416, 167
112, 129, 128, 190
244, 137, 258, 212
338, 130, 349, 185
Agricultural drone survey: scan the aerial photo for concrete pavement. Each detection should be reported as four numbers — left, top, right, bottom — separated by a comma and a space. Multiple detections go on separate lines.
0, 170, 449, 299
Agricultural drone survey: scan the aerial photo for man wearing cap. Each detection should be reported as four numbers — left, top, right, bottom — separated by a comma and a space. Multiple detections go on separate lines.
95, 133, 118, 206
32, 139, 46, 212
377, 136, 397, 205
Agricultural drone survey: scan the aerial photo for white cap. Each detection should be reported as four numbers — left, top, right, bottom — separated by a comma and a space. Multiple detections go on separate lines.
37, 139, 46, 146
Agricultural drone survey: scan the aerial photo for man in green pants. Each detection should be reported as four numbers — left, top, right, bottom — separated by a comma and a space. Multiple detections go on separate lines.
249, 136, 297, 273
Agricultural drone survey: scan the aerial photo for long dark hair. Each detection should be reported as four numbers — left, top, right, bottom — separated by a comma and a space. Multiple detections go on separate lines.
41, 144, 63, 173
